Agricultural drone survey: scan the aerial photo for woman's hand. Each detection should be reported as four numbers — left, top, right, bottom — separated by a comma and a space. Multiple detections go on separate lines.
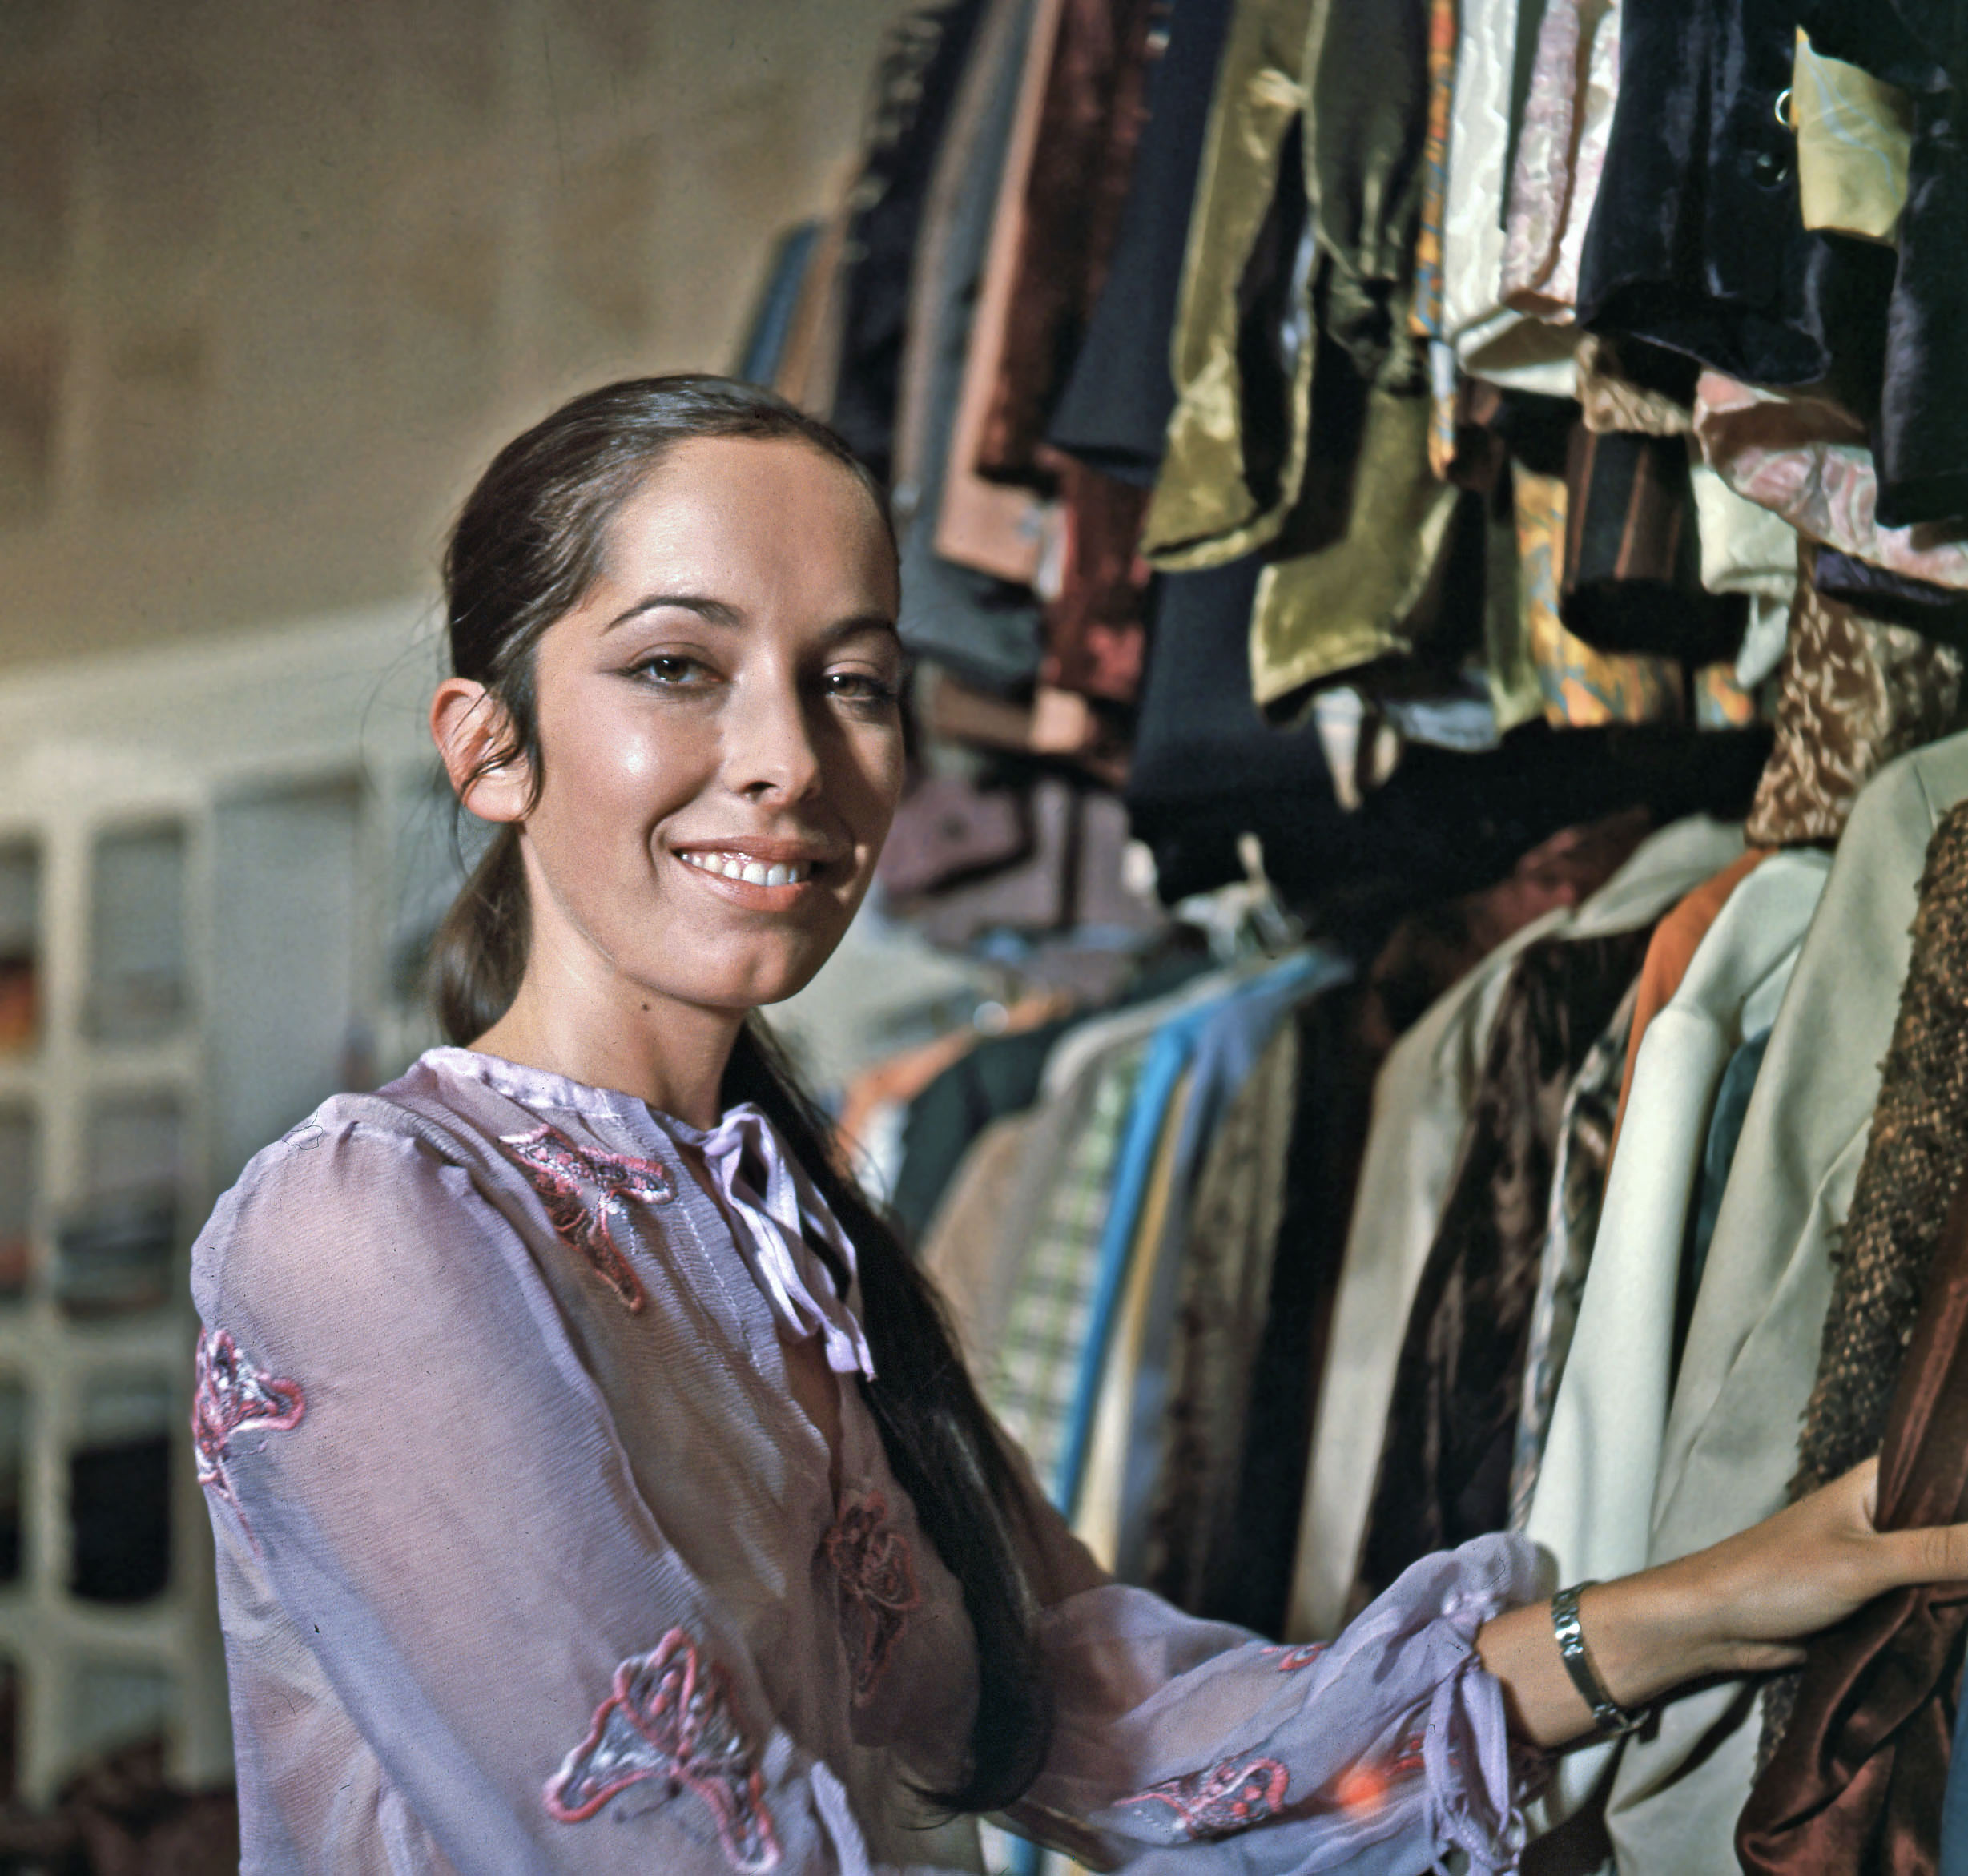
1475, 1459, 1968, 1749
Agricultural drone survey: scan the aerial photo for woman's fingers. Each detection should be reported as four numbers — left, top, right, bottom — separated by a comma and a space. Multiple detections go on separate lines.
1885, 1516, 1968, 1589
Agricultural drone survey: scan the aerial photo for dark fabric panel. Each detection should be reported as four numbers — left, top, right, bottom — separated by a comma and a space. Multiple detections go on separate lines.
830, 0, 993, 485
1576, 0, 1895, 393
1198, 984, 1375, 1637
1802, 0, 1968, 526
1560, 425, 1746, 662
1354, 926, 1655, 1597
1046, 0, 1237, 484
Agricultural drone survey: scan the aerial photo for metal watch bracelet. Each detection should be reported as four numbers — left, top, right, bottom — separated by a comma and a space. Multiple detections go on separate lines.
1550, 1582, 1645, 1737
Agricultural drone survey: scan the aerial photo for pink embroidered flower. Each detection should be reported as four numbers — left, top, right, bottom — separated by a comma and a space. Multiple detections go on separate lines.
1117, 1754, 1290, 1842
501, 1125, 676, 1313
545, 1628, 780, 1872
822, 1490, 920, 1705
1262, 1642, 1328, 1673
192, 1328, 306, 1540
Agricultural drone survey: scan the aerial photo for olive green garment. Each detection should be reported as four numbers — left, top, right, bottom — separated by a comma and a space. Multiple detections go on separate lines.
1142, 0, 1431, 574
1249, 375, 1461, 709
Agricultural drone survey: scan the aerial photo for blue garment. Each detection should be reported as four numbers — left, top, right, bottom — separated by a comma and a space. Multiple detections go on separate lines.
733, 221, 823, 387
1054, 950, 1349, 1517
894, 0, 1044, 693
1112, 950, 1354, 1579
1676, 1028, 1773, 1379
1942, 1669, 1968, 1875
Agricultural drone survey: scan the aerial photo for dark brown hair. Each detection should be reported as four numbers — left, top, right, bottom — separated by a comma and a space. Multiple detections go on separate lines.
430, 374, 1050, 1810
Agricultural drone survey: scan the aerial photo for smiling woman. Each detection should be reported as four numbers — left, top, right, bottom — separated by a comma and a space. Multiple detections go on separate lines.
185, 378, 1968, 1876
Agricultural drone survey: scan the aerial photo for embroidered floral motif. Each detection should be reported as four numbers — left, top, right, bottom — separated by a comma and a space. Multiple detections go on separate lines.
545, 1628, 780, 1872
1117, 1755, 1290, 1842
822, 1490, 920, 1705
501, 1124, 676, 1314
191, 1329, 306, 1541
1262, 1642, 1328, 1673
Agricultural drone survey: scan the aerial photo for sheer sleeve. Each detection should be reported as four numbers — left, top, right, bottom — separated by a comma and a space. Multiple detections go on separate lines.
1008, 1492, 1547, 1874
192, 1116, 964, 1876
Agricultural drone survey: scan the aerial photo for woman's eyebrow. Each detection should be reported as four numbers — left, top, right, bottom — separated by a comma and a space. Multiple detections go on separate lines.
819, 613, 904, 646
603, 593, 743, 632
603, 596, 900, 643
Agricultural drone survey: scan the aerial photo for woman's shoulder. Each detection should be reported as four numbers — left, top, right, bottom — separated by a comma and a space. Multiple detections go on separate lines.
192, 1051, 548, 1301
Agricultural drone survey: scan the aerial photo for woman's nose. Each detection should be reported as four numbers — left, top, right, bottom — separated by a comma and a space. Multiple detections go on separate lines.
724, 673, 824, 804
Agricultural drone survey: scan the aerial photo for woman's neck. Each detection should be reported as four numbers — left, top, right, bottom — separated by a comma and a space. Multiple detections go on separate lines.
471, 966, 746, 1130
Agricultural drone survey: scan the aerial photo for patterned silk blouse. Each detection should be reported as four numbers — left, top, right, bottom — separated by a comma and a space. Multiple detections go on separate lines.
191, 1046, 1543, 1874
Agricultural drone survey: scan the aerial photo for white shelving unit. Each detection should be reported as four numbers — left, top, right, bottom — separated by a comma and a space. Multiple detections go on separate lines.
0, 606, 460, 1803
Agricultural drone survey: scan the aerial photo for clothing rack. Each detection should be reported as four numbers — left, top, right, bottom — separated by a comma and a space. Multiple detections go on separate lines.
759, 0, 1968, 1868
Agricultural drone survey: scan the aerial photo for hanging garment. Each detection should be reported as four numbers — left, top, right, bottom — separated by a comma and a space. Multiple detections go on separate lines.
892, 0, 1047, 692
1501, 0, 1622, 326
1796, 0, 1968, 528
1181, 986, 1375, 1637
987, 1031, 1151, 1496
1792, 30, 1914, 245
875, 775, 1031, 900
1573, 0, 1896, 388
1947, 1678, 1968, 1875
1575, 333, 1696, 438
1739, 1157, 1968, 1871
1072, 1067, 1194, 1572
971, 0, 1160, 485
1745, 546, 1966, 847
1507, 980, 1637, 1532
1438, 0, 1578, 390
1141, 1012, 1301, 1611
1755, 798, 1968, 1769
828, 0, 993, 484
1038, 462, 1152, 704
1143, 0, 1435, 574
1560, 425, 1746, 662
1522, 847, 1830, 1824
1048, 0, 1238, 486
1690, 463, 1798, 690
920, 1109, 1038, 1375
1815, 550, 1968, 650
1515, 463, 1684, 728
1246, 345, 1464, 710
1407, 0, 1456, 478
1596, 728, 1968, 1876
1694, 372, 1968, 594
1610, 848, 1769, 1152
771, 198, 853, 420
1286, 814, 1745, 1640
1354, 922, 1659, 1602
1684, 1028, 1773, 1314
1136, 0, 1318, 567
734, 221, 826, 388
1112, 949, 1354, 1586
932, 0, 1065, 586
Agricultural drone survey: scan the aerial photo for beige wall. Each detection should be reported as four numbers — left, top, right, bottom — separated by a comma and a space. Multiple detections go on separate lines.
0, 0, 897, 670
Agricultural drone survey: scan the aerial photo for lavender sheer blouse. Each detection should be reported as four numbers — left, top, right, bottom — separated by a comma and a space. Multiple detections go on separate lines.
191, 1047, 1543, 1874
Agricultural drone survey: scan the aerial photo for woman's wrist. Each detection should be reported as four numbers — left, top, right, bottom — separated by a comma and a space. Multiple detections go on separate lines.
1567, 1565, 1737, 1711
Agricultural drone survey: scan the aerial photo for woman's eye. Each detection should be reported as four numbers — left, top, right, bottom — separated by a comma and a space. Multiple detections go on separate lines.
634, 655, 704, 686
824, 670, 899, 706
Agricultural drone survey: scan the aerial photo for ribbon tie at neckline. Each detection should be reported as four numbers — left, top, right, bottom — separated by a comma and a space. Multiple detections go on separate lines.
676, 1103, 875, 1380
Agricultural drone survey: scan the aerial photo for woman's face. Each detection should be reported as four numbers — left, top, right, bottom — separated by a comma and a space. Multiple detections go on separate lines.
489, 435, 905, 1019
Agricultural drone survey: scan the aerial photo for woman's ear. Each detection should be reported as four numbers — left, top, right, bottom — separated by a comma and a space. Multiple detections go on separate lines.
430, 678, 532, 823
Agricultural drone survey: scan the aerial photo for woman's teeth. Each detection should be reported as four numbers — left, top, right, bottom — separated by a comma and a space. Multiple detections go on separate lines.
680, 851, 811, 888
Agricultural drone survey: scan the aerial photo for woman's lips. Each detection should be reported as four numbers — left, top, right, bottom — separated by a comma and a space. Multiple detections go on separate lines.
678, 847, 814, 888
672, 847, 831, 908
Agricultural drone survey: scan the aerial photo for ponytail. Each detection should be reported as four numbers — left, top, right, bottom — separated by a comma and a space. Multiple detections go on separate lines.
722, 1021, 1053, 1810
430, 824, 529, 1046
